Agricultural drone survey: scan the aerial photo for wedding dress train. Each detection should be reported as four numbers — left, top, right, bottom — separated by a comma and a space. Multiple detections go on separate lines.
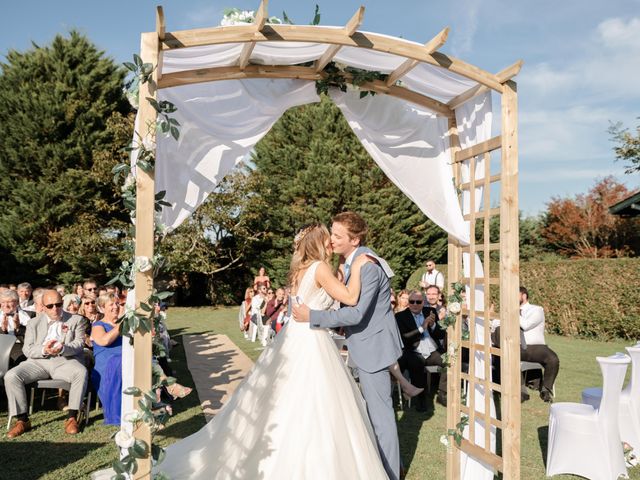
157, 261, 388, 479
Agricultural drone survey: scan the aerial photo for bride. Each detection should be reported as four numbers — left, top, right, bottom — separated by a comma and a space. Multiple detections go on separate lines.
157, 223, 390, 479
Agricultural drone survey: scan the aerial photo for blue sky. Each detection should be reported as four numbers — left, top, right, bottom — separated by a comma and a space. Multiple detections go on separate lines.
1, 0, 639, 215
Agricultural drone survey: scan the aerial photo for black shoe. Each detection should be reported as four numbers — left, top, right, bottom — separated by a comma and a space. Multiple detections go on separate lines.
436, 393, 447, 407
540, 388, 553, 403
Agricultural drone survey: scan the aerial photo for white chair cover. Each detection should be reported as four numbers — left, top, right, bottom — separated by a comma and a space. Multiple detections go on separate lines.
582, 342, 640, 453
547, 353, 630, 480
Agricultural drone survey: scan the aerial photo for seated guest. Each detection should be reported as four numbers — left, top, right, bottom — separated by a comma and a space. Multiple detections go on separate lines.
79, 294, 102, 325
5, 290, 88, 438
90, 293, 123, 425
424, 285, 447, 350
0, 289, 30, 367
31, 288, 46, 315
62, 294, 81, 314
394, 289, 410, 313
17, 282, 34, 313
265, 287, 286, 338
519, 286, 559, 402
395, 290, 447, 410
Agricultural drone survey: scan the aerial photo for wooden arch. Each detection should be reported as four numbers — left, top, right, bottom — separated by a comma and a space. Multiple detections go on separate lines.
132, 2, 521, 479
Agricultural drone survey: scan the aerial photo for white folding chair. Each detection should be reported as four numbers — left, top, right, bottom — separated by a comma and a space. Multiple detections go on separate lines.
546, 353, 629, 480
582, 342, 640, 453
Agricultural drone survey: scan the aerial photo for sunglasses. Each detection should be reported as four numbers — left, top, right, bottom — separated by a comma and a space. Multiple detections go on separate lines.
45, 302, 63, 309
409, 300, 423, 304
83, 301, 96, 305
85, 287, 97, 291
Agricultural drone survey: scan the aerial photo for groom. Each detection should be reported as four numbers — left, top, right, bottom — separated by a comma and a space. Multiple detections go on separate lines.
293, 211, 403, 480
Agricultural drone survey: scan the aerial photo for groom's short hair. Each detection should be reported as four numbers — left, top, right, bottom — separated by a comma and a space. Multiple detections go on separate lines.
332, 211, 368, 245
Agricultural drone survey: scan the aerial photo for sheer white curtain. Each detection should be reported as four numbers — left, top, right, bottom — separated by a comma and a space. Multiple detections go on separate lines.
155, 79, 320, 230
330, 88, 469, 244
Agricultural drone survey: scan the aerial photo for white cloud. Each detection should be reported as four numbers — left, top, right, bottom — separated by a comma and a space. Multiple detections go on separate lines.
597, 17, 640, 51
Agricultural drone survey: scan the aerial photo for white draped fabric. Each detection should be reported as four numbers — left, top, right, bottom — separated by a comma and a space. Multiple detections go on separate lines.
156, 79, 319, 229
123, 36, 497, 478
329, 89, 469, 243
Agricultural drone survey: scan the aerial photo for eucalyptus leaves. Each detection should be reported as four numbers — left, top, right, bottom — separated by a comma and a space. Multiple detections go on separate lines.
315, 62, 389, 99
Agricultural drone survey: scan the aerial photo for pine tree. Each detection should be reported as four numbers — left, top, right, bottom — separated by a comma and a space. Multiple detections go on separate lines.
246, 96, 447, 289
0, 31, 131, 284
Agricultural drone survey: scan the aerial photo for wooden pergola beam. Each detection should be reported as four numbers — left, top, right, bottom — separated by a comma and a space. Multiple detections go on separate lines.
156, 7, 165, 82
160, 24, 505, 92
238, 0, 268, 70
385, 27, 449, 86
158, 64, 453, 117
314, 6, 365, 73
447, 59, 523, 110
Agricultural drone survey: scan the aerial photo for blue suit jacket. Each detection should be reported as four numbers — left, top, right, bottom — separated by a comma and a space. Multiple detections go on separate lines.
309, 246, 403, 373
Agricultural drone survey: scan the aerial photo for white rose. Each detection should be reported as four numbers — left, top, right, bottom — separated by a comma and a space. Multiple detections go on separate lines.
448, 302, 461, 314
114, 429, 136, 449
141, 134, 156, 152
135, 256, 153, 273
121, 173, 136, 192
439, 434, 450, 447
123, 410, 142, 423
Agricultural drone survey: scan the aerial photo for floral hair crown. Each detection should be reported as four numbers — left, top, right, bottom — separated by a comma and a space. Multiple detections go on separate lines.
294, 224, 318, 248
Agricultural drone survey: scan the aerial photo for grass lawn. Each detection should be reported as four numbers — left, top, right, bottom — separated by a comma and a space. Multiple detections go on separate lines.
1, 306, 638, 479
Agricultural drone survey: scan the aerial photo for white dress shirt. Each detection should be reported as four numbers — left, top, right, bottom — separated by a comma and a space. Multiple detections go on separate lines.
412, 311, 438, 357
421, 269, 444, 289
0, 310, 30, 334
519, 302, 546, 346
42, 313, 66, 355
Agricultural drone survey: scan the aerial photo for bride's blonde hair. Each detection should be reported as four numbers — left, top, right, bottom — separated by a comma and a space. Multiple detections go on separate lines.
288, 223, 331, 289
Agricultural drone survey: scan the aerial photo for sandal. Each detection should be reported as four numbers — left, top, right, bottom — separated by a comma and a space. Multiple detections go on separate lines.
166, 383, 192, 400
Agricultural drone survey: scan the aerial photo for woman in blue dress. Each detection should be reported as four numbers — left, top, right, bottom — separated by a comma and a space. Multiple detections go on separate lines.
91, 293, 123, 425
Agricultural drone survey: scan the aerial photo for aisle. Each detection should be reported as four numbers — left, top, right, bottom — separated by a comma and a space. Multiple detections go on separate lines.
182, 333, 254, 420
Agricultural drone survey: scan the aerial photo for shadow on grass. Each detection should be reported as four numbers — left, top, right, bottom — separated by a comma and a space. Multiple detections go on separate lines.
537, 425, 549, 468
397, 385, 436, 472
0, 441, 105, 479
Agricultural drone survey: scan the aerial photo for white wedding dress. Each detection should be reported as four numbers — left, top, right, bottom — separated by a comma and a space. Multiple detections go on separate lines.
157, 261, 389, 479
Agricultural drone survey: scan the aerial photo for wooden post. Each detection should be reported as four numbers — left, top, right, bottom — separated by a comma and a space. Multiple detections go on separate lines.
446, 115, 462, 480
132, 31, 159, 480
499, 79, 520, 479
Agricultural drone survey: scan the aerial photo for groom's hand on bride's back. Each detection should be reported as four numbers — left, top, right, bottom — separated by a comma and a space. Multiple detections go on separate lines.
292, 303, 310, 322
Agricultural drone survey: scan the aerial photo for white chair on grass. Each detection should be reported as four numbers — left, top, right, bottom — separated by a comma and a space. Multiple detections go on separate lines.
546, 353, 630, 480
582, 342, 640, 454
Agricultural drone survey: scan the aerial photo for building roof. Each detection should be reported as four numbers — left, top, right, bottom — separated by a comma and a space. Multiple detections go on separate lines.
609, 190, 640, 217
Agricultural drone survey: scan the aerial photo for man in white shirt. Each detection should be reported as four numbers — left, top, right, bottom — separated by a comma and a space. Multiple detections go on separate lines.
4, 290, 88, 438
519, 286, 559, 402
419, 259, 444, 291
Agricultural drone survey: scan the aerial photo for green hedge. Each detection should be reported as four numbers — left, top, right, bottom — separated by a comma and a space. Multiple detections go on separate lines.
521, 258, 640, 340
406, 258, 640, 340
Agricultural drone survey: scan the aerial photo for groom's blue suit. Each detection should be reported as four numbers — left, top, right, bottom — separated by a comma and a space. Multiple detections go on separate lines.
309, 246, 403, 480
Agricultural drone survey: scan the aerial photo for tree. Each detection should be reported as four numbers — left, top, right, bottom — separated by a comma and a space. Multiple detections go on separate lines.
245, 96, 447, 289
161, 168, 267, 304
0, 31, 131, 284
541, 177, 640, 258
609, 121, 640, 174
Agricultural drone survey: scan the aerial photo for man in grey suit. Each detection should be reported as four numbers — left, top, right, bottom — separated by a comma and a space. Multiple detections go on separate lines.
293, 212, 403, 480
5, 290, 88, 438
